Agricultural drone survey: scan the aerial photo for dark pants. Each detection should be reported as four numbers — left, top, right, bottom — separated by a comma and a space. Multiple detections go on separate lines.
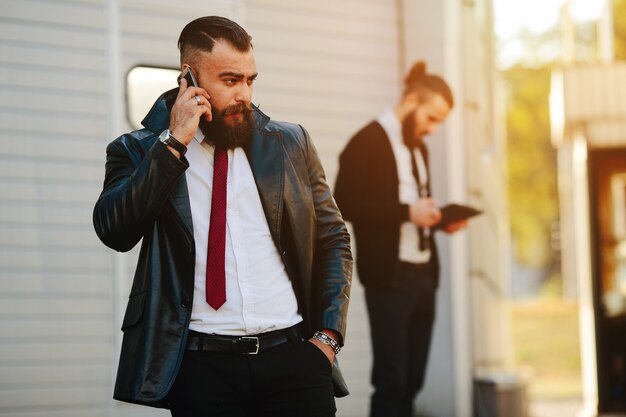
365, 262, 437, 417
167, 336, 335, 417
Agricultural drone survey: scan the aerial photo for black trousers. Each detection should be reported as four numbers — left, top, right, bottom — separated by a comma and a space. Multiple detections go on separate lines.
167, 335, 336, 417
364, 262, 437, 417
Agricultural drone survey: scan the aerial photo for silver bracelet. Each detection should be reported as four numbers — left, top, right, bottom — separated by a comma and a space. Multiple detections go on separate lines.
312, 331, 341, 354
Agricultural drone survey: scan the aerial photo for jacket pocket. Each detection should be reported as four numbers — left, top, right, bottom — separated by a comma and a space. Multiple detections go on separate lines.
121, 292, 146, 331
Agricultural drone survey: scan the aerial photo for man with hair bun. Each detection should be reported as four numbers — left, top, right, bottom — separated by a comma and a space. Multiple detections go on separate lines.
334, 61, 467, 417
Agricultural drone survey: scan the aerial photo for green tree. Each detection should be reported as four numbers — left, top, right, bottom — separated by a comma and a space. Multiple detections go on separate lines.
614, 0, 626, 59
503, 65, 559, 269
498, 9, 599, 272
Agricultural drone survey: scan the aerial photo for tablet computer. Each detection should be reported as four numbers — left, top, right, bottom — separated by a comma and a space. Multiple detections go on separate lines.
439, 203, 483, 228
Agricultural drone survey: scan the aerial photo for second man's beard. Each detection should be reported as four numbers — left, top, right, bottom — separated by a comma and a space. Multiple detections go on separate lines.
200, 103, 254, 149
401, 113, 424, 150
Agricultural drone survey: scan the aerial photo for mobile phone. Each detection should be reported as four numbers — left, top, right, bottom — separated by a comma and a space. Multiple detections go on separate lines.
178, 67, 198, 87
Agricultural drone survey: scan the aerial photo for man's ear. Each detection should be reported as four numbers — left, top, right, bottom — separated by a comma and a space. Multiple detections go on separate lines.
400, 92, 420, 113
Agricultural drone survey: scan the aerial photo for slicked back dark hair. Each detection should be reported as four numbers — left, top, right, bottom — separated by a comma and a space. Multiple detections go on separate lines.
402, 61, 454, 108
178, 16, 253, 59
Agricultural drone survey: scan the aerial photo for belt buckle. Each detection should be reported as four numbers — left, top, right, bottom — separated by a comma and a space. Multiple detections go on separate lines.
240, 336, 260, 354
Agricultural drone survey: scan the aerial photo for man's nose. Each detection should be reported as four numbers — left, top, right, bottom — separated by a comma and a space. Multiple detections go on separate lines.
236, 84, 252, 103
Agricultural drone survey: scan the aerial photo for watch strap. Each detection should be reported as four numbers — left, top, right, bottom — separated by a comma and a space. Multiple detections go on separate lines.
160, 130, 187, 155
312, 330, 341, 354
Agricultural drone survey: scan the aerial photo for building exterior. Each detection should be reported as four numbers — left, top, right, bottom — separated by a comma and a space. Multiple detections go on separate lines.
551, 62, 626, 416
0, 1, 508, 416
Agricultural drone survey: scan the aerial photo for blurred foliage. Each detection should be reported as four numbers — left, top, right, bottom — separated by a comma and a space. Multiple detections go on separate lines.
502, 64, 559, 268
615, 0, 626, 60
500, 0, 620, 269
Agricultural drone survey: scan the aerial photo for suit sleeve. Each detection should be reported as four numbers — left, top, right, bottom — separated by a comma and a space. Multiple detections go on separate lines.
92, 136, 188, 252
300, 126, 353, 343
334, 131, 409, 227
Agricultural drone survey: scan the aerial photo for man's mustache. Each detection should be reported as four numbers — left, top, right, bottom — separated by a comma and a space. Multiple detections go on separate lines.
220, 103, 252, 117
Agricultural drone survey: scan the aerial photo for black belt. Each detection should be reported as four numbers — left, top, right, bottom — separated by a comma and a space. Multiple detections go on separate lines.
398, 260, 435, 273
186, 324, 302, 355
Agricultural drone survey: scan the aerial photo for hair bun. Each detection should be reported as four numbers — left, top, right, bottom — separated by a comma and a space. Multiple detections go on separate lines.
405, 61, 427, 86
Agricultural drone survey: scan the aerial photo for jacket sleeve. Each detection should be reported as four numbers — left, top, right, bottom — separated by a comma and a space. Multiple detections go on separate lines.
92, 135, 188, 252
301, 126, 353, 343
334, 132, 409, 227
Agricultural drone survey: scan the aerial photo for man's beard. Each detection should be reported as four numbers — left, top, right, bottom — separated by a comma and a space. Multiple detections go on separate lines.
200, 103, 254, 149
401, 113, 423, 149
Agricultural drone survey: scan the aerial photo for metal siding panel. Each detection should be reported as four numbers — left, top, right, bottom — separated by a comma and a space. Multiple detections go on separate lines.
0, 1, 115, 415
564, 63, 626, 122
0, 271, 111, 295
0, 181, 101, 205
0, 298, 111, 317
590, 66, 604, 119
2, 364, 111, 388
2, 0, 106, 29
0, 44, 107, 72
0, 90, 108, 118
0, 387, 110, 409
0, 320, 112, 340
0, 67, 108, 95
1, 249, 110, 271
0, 21, 107, 50
0, 204, 93, 226
0, 160, 103, 184
0, 134, 104, 160
609, 65, 626, 116
0, 343, 111, 362
0, 410, 111, 417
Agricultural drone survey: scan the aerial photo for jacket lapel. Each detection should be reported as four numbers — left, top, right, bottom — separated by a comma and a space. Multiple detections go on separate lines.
245, 127, 284, 244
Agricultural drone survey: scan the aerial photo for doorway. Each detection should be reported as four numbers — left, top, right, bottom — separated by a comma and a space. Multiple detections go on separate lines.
588, 148, 626, 413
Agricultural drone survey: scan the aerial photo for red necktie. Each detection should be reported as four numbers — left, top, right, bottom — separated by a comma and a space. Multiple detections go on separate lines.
206, 148, 228, 310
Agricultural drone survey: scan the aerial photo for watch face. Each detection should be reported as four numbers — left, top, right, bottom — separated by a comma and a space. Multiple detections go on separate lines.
159, 130, 186, 155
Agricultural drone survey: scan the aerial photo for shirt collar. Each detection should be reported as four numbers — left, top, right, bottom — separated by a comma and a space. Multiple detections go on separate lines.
193, 127, 206, 145
377, 108, 402, 146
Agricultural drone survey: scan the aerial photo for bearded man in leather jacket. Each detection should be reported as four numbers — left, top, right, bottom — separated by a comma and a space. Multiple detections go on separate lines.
93, 16, 352, 417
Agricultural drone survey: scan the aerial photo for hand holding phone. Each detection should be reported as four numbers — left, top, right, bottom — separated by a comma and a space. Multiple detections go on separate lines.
178, 67, 211, 122
168, 67, 211, 147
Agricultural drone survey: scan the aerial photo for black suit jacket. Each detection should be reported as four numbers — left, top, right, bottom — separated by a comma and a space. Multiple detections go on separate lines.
93, 89, 353, 407
334, 121, 439, 288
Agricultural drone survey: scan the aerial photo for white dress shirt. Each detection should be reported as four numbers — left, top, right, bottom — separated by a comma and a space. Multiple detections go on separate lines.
377, 108, 432, 264
185, 129, 302, 335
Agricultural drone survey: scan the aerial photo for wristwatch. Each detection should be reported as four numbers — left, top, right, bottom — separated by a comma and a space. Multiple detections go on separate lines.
312, 331, 342, 354
159, 129, 187, 155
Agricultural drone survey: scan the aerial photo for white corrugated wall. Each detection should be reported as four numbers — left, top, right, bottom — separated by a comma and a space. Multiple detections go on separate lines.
1, 0, 117, 415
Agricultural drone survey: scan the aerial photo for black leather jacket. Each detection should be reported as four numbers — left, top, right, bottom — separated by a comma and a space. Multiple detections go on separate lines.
93, 89, 353, 407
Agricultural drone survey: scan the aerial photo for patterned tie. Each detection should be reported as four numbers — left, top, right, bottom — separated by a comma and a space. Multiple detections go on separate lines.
206, 147, 228, 310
